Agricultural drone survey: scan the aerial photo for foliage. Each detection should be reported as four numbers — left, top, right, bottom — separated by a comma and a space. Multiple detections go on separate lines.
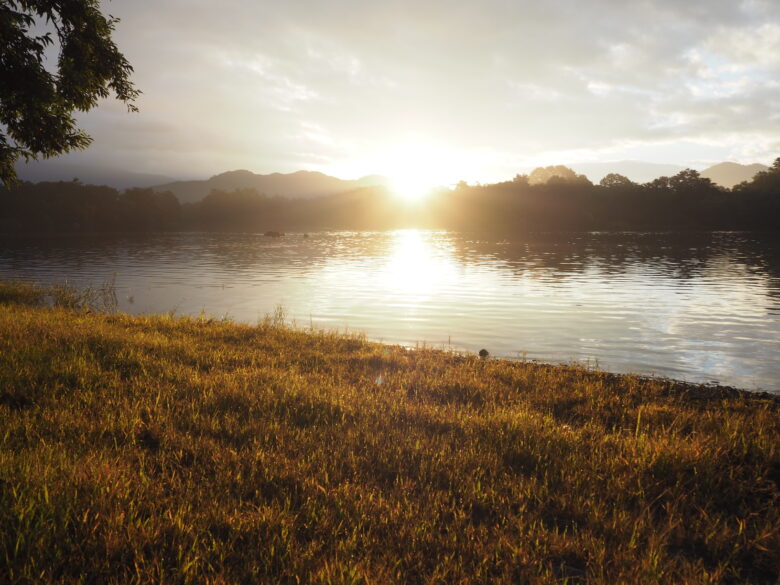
0, 277, 117, 311
1, 294, 779, 584
0, 182, 180, 232
48, 276, 117, 311
528, 165, 591, 186
0, 279, 43, 305
599, 173, 635, 188
0, 0, 139, 187
440, 164, 779, 232
735, 158, 780, 196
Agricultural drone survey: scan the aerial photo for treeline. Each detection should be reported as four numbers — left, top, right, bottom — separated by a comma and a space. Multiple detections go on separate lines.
430, 161, 780, 232
0, 181, 181, 233
192, 187, 409, 231
1, 160, 779, 233
0, 181, 414, 233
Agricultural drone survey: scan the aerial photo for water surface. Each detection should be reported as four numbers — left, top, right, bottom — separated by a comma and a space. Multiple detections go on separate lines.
1, 230, 779, 392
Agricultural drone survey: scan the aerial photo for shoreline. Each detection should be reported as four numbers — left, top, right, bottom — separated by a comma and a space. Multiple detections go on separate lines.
1, 275, 776, 396
2, 291, 779, 583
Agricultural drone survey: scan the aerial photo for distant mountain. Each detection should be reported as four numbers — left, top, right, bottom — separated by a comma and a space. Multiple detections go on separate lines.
569, 161, 686, 184
152, 170, 390, 203
699, 162, 768, 189
14, 159, 177, 189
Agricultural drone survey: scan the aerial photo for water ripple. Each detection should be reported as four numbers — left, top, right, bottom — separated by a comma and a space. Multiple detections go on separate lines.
1, 230, 779, 392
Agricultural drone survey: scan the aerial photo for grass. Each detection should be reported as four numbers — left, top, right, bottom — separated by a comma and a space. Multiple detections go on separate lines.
0, 281, 778, 584
0, 278, 117, 312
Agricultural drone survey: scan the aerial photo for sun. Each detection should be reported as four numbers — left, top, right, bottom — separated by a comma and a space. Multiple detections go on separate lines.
384, 143, 451, 201
391, 171, 437, 202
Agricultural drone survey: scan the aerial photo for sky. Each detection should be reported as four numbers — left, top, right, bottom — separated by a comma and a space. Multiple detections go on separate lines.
44, 0, 780, 184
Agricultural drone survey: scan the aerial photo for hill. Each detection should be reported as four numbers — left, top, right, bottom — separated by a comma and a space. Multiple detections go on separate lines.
699, 162, 769, 189
569, 161, 686, 183
13, 159, 177, 189
152, 170, 390, 203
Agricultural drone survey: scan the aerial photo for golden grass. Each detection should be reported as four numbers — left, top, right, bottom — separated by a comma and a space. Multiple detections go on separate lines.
0, 284, 778, 584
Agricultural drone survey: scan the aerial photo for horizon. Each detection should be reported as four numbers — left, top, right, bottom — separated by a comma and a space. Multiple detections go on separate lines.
14, 157, 771, 192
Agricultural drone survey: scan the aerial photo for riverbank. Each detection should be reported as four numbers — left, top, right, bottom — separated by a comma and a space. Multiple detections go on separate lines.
1, 283, 778, 584
3, 230, 779, 390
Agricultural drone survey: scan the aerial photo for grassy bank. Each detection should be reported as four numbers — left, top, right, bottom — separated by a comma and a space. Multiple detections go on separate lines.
1, 282, 778, 584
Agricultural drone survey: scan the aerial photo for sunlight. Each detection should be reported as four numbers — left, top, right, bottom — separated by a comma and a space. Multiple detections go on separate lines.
381, 229, 458, 297
384, 143, 452, 201
385, 229, 433, 291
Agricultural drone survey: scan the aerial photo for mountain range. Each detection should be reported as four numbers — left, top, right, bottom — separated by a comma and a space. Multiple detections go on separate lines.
570, 160, 769, 188
698, 162, 769, 189
152, 170, 390, 204
13, 159, 770, 199
13, 159, 177, 189
569, 161, 687, 184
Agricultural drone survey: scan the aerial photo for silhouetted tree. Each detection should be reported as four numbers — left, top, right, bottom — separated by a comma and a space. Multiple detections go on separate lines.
0, 0, 139, 186
731, 157, 780, 228
512, 174, 530, 185
644, 176, 672, 193
736, 157, 780, 193
120, 188, 181, 231
599, 173, 634, 188
0, 180, 120, 231
528, 165, 590, 186
668, 169, 715, 194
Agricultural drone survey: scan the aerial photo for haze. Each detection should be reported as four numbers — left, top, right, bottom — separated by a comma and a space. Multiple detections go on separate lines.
36, 0, 780, 185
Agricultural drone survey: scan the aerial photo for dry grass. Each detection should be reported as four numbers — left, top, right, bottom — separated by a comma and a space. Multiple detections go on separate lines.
0, 282, 778, 584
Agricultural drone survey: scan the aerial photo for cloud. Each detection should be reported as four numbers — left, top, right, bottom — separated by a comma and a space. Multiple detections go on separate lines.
52, 0, 780, 180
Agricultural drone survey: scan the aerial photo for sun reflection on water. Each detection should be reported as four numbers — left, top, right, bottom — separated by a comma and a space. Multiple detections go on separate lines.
4, 231, 778, 389
380, 229, 460, 299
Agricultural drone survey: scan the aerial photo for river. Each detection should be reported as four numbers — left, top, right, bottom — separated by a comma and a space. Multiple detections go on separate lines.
2, 230, 779, 392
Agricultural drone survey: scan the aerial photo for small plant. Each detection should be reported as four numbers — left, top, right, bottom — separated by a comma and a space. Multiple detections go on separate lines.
47, 275, 118, 312
264, 303, 288, 327
0, 281, 44, 306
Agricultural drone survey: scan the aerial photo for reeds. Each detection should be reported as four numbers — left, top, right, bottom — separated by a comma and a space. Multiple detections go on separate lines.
0, 277, 118, 312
